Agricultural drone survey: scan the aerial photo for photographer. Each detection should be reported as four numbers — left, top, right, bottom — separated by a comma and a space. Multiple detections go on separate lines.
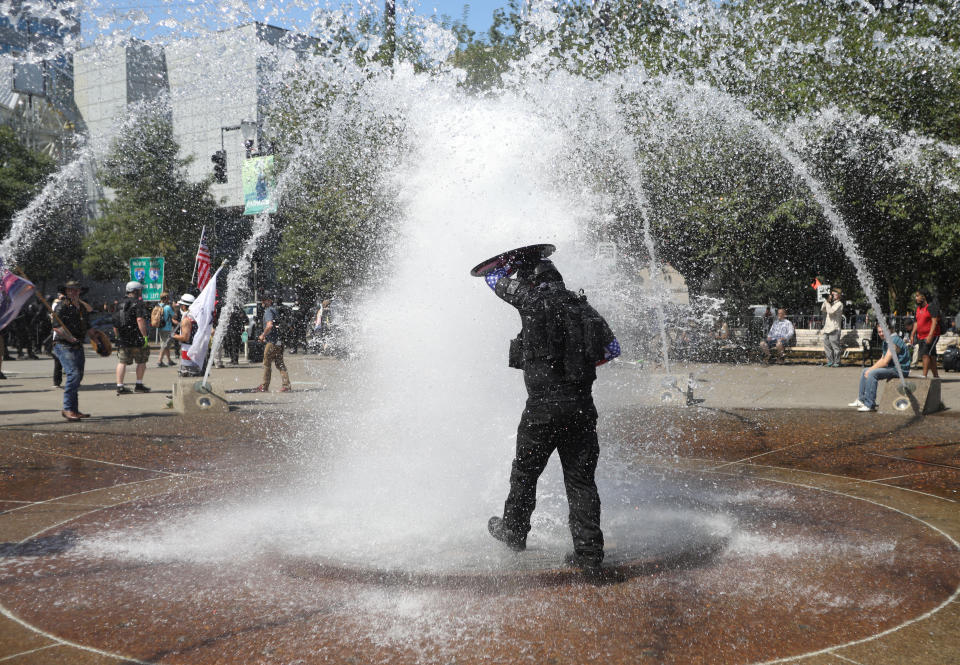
821, 288, 844, 367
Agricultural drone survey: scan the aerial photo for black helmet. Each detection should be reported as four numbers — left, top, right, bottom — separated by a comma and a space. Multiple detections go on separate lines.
530, 258, 562, 284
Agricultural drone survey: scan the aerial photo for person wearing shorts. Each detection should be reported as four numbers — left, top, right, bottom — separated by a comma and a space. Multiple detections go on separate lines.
911, 289, 941, 379
157, 292, 178, 367
114, 281, 152, 395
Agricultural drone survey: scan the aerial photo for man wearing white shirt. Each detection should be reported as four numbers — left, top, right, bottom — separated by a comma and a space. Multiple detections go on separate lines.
760, 308, 795, 364
821, 288, 844, 367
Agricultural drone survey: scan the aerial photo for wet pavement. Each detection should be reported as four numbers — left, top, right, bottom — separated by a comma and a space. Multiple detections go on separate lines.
0, 354, 958, 664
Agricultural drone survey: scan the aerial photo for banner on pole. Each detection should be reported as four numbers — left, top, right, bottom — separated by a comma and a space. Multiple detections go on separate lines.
129, 257, 164, 300
242, 155, 277, 215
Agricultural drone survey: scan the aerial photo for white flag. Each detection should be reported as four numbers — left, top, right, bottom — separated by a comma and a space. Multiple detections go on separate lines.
186, 265, 223, 367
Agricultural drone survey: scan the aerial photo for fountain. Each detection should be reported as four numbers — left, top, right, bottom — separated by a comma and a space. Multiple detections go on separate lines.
0, 1, 958, 663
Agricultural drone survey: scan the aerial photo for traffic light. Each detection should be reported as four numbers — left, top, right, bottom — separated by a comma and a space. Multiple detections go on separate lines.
211, 150, 227, 183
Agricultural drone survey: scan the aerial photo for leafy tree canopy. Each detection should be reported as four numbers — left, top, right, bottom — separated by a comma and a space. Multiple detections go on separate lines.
82, 103, 219, 296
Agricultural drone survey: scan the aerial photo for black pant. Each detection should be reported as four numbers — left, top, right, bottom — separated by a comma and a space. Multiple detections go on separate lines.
223, 334, 241, 363
502, 398, 603, 561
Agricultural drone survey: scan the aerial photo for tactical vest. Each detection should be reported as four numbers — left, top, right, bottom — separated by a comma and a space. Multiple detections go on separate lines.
509, 282, 613, 394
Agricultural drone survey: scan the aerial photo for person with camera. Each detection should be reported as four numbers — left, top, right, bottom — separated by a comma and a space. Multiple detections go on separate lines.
476, 245, 619, 577
821, 288, 844, 367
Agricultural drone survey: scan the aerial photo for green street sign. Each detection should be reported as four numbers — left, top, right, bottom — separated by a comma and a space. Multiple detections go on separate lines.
129, 257, 164, 301
242, 155, 278, 215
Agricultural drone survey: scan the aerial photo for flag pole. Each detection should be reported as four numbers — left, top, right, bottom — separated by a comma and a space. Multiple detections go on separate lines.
200, 260, 228, 391
190, 225, 206, 287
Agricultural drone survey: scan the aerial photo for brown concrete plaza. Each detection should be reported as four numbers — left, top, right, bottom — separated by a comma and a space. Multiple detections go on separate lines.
0, 351, 958, 664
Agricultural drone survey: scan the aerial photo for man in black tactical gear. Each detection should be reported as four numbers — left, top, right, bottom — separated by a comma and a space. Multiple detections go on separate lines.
474, 245, 620, 575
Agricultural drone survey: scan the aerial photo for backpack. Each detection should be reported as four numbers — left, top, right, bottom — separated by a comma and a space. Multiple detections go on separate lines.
150, 304, 164, 328
274, 304, 293, 343
516, 287, 615, 382
943, 345, 959, 372
112, 300, 141, 343
555, 291, 615, 382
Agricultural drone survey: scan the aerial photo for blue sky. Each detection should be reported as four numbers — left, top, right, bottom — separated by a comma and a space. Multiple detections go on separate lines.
79, 0, 509, 46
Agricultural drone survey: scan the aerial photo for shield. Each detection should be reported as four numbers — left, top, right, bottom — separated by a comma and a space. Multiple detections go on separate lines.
469, 244, 556, 277
88, 328, 113, 357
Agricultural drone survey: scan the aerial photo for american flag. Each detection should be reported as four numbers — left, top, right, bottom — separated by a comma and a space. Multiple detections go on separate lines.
0, 258, 34, 332
195, 229, 211, 290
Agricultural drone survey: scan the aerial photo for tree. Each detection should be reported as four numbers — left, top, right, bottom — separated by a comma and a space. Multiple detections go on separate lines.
0, 126, 85, 289
82, 103, 219, 295
0, 126, 54, 228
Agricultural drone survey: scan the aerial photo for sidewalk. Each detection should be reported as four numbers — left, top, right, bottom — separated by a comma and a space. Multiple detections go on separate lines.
3, 353, 958, 428
599, 360, 960, 414
0, 350, 340, 427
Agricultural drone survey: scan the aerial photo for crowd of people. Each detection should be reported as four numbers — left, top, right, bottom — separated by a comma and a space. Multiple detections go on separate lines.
0, 277, 339, 421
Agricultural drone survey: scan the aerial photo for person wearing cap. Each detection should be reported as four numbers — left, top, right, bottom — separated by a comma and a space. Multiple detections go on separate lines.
114, 281, 152, 395
255, 294, 291, 392
172, 293, 201, 376
51, 280, 91, 421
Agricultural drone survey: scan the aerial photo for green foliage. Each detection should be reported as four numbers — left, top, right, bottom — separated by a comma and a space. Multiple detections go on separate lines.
0, 127, 85, 287
81, 106, 218, 295
0, 126, 54, 228
268, 68, 399, 303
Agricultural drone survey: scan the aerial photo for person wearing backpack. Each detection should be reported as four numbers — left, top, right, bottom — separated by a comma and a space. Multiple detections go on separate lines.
113, 281, 152, 395
154, 293, 177, 367
474, 245, 620, 577
254, 294, 291, 392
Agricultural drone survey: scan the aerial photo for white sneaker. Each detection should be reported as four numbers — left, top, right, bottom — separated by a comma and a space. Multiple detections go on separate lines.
857, 405, 875, 412
847, 400, 863, 407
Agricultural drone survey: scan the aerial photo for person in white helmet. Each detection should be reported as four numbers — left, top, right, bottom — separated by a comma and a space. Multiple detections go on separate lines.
114, 281, 151, 395
172, 293, 201, 377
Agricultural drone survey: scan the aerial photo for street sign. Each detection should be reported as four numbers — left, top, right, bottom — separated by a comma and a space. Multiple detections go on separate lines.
242, 155, 277, 215
129, 257, 164, 301
596, 241, 617, 272
816, 284, 831, 303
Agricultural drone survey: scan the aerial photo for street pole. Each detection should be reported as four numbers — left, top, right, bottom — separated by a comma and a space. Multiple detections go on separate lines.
384, 0, 396, 65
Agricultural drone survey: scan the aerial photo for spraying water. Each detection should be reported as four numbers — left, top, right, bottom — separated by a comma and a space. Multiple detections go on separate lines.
0, 0, 956, 568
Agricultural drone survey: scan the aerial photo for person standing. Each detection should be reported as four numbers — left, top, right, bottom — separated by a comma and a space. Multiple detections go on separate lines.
50, 290, 65, 387
51, 280, 91, 421
848, 323, 911, 412
114, 281, 152, 395
312, 298, 332, 354
912, 289, 941, 379
255, 294, 291, 393
223, 303, 246, 366
0, 323, 6, 379
156, 292, 177, 367
478, 247, 619, 576
821, 288, 844, 367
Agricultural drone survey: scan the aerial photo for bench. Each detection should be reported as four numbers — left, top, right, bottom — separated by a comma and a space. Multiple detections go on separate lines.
782, 328, 873, 365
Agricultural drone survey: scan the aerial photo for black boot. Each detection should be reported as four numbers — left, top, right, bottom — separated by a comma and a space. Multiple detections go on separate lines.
487, 516, 526, 552
564, 552, 604, 577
